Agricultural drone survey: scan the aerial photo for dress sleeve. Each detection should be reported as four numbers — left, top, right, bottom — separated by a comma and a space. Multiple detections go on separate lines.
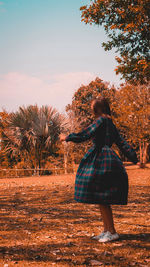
65, 117, 103, 143
115, 131, 138, 164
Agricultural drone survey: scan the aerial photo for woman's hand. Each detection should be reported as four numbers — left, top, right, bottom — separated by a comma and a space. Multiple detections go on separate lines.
59, 134, 67, 142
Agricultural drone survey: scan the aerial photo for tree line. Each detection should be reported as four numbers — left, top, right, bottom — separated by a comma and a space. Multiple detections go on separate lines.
0, 79, 149, 176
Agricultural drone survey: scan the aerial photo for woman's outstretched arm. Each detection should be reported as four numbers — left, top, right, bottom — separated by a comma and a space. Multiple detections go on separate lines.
63, 117, 104, 143
115, 130, 138, 164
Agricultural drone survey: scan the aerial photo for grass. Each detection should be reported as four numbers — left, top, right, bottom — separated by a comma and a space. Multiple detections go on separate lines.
0, 165, 150, 266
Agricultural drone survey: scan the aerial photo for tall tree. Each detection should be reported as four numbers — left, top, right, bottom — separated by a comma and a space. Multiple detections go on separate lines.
66, 77, 116, 128
80, 0, 150, 83
116, 83, 150, 165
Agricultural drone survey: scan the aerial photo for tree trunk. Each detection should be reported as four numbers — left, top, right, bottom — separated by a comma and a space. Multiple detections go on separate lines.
139, 141, 149, 168
63, 142, 68, 174
147, 144, 150, 162
38, 158, 41, 176
72, 152, 76, 174
139, 141, 142, 164
143, 142, 149, 164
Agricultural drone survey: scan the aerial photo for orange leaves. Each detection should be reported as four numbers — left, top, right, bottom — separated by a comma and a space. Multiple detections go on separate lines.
115, 83, 150, 145
110, 25, 117, 30
117, 8, 125, 15
80, 0, 150, 83
115, 56, 122, 64
137, 59, 148, 66
80, 5, 87, 11
124, 22, 136, 32
66, 77, 116, 130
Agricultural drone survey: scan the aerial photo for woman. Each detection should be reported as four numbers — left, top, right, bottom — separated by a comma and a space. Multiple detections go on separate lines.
60, 97, 138, 242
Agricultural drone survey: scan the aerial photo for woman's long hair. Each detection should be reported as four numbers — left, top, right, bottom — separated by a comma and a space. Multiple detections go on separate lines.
92, 97, 111, 117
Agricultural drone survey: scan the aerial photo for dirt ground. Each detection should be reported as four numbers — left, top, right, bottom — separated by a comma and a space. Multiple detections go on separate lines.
0, 165, 150, 266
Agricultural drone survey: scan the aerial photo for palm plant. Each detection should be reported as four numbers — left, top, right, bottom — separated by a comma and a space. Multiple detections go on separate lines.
0, 105, 67, 172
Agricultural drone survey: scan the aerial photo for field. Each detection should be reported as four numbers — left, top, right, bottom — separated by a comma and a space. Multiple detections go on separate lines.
0, 165, 150, 266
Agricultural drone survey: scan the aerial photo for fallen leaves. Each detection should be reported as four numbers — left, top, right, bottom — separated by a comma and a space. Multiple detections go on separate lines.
0, 170, 150, 266
90, 260, 104, 266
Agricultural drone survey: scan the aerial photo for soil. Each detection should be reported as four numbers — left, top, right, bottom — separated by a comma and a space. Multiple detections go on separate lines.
0, 164, 150, 266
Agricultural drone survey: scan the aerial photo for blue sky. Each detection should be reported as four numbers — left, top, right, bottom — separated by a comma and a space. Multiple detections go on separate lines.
0, 0, 121, 113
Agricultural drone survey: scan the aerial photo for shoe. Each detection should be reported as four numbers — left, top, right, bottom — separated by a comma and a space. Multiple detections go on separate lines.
98, 231, 119, 243
92, 231, 106, 240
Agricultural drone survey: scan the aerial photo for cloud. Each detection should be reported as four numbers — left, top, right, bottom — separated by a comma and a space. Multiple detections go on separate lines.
0, 71, 97, 113
0, 2, 3, 5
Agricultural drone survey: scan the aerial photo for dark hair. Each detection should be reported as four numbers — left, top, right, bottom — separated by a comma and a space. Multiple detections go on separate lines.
91, 97, 111, 116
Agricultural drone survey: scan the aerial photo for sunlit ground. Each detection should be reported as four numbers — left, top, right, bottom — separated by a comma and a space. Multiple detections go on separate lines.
0, 165, 150, 266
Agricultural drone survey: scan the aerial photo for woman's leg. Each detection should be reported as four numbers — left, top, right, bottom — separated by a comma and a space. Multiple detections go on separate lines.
99, 205, 108, 232
99, 204, 116, 234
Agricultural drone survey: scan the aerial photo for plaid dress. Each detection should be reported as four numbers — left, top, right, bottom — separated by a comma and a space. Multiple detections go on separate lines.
66, 116, 138, 205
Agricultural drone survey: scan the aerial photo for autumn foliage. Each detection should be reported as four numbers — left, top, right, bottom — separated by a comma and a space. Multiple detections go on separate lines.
66, 78, 150, 165
80, 0, 150, 84
0, 79, 150, 174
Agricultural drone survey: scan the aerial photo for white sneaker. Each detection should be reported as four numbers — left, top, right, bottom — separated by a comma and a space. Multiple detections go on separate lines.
98, 231, 119, 243
92, 231, 106, 240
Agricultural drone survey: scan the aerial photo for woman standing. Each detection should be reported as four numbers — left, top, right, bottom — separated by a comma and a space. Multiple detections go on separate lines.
60, 97, 138, 242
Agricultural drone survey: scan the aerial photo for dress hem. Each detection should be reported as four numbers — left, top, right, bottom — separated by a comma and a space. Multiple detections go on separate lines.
74, 198, 128, 205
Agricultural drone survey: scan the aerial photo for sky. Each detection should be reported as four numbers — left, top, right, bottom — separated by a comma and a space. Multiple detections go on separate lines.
0, 0, 122, 113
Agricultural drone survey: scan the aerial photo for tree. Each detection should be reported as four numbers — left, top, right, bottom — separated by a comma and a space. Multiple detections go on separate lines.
116, 83, 150, 165
66, 77, 117, 128
0, 105, 66, 173
0, 111, 10, 168
66, 77, 150, 166
80, 0, 150, 83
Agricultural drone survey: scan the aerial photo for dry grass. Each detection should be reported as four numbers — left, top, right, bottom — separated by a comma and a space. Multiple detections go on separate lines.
0, 165, 150, 266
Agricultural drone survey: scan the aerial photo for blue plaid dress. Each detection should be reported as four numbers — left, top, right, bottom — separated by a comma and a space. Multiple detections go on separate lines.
66, 116, 138, 205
